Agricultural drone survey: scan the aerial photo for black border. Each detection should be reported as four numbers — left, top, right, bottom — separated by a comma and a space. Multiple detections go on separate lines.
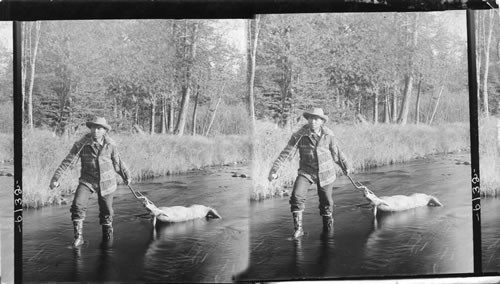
12, 20, 22, 284
466, 8, 482, 275
5, 0, 499, 283
0, 0, 497, 20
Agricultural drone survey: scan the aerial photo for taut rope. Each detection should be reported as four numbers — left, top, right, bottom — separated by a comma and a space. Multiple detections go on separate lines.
126, 184, 155, 207
346, 174, 375, 195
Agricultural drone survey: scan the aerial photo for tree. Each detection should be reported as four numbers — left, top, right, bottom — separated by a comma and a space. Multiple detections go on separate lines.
175, 21, 198, 136
23, 22, 42, 130
397, 13, 419, 126
247, 15, 261, 132
253, 12, 469, 127
481, 9, 495, 116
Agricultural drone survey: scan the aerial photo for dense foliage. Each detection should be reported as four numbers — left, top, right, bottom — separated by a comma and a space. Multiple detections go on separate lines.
252, 11, 498, 127
2, 20, 248, 136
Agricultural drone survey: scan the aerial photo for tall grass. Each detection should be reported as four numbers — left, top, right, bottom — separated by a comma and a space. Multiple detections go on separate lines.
479, 116, 500, 197
0, 103, 13, 134
0, 132, 13, 162
0, 103, 14, 162
23, 129, 251, 208
251, 120, 470, 200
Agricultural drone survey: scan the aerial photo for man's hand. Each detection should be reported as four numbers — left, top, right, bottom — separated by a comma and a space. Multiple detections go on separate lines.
125, 178, 132, 185
268, 173, 278, 182
344, 168, 353, 176
49, 181, 59, 190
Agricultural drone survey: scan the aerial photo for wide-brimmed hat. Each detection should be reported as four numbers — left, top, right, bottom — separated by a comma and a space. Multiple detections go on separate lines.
303, 108, 328, 122
86, 117, 111, 131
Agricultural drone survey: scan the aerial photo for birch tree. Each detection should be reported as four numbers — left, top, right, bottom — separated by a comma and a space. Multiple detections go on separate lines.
482, 9, 495, 116
397, 13, 419, 125
175, 21, 198, 136
248, 15, 260, 132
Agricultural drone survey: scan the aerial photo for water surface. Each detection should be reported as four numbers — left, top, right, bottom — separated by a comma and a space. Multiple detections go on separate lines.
482, 197, 500, 273
23, 166, 250, 282
238, 153, 473, 281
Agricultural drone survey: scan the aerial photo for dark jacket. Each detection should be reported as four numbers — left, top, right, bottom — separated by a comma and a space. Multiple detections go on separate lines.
51, 133, 131, 196
270, 124, 350, 186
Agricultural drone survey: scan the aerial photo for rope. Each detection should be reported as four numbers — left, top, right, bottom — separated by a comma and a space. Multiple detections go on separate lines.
346, 174, 374, 195
117, 164, 155, 208
126, 184, 155, 207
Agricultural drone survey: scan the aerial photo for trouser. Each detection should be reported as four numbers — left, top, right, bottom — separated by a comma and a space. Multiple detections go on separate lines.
289, 175, 334, 216
70, 183, 114, 225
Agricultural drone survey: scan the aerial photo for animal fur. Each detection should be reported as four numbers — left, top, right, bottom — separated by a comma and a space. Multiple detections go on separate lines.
362, 186, 443, 217
144, 201, 222, 227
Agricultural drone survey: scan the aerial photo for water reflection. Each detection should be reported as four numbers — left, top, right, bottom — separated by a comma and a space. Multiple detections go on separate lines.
72, 247, 84, 282
24, 166, 251, 282
481, 198, 500, 272
291, 240, 305, 277
239, 153, 473, 281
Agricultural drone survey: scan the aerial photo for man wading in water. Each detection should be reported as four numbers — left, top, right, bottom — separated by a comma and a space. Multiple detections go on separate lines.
49, 117, 131, 247
268, 108, 352, 240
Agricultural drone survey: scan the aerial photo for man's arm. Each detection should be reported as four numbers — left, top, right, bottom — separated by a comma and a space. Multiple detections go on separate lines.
268, 134, 300, 180
49, 141, 84, 188
111, 145, 132, 184
329, 137, 352, 175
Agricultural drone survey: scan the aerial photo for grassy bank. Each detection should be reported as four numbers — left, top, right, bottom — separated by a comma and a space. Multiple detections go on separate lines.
23, 129, 251, 208
251, 121, 470, 201
479, 117, 500, 197
0, 132, 13, 162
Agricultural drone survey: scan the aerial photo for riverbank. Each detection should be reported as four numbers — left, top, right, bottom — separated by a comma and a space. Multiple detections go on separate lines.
16, 118, 500, 207
479, 117, 500, 197
0, 132, 12, 163
250, 121, 471, 200
22, 129, 252, 208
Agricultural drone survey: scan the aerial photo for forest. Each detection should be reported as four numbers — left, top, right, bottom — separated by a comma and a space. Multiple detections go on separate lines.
0, 11, 498, 136
250, 11, 498, 127
12, 19, 249, 136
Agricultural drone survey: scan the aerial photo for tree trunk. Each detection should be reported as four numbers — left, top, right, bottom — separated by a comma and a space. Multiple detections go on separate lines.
27, 21, 41, 130
372, 88, 379, 124
428, 86, 444, 125
168, 98, 174, 134
398, 75, 414, 125
176, 87, 191, 136
248, 15, 260, 134
175, 22, 198, 136
205, 96, 222, 137
161, 95, 167, 134
415, 78, 422, 125
113, 97, 118, 118
391, 85, 398, 123
476, 10, 482, 112
336, 90, 341, 109
21, 23, 27, 118
384, 93, 390, 124
398, 14, 418, 126
357, 97, 362, 115
135, 102, 139, 125
150, 95, 156, 135
279, 25, 293, 128
191, 85, 200, 136
482, 9, 494, 117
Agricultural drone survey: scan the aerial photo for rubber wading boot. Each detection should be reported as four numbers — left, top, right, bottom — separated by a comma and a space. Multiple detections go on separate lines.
72, 220, 84, 248
292, 212, 304, 240
322, 214, 334, 232
102, 224, 114, 241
